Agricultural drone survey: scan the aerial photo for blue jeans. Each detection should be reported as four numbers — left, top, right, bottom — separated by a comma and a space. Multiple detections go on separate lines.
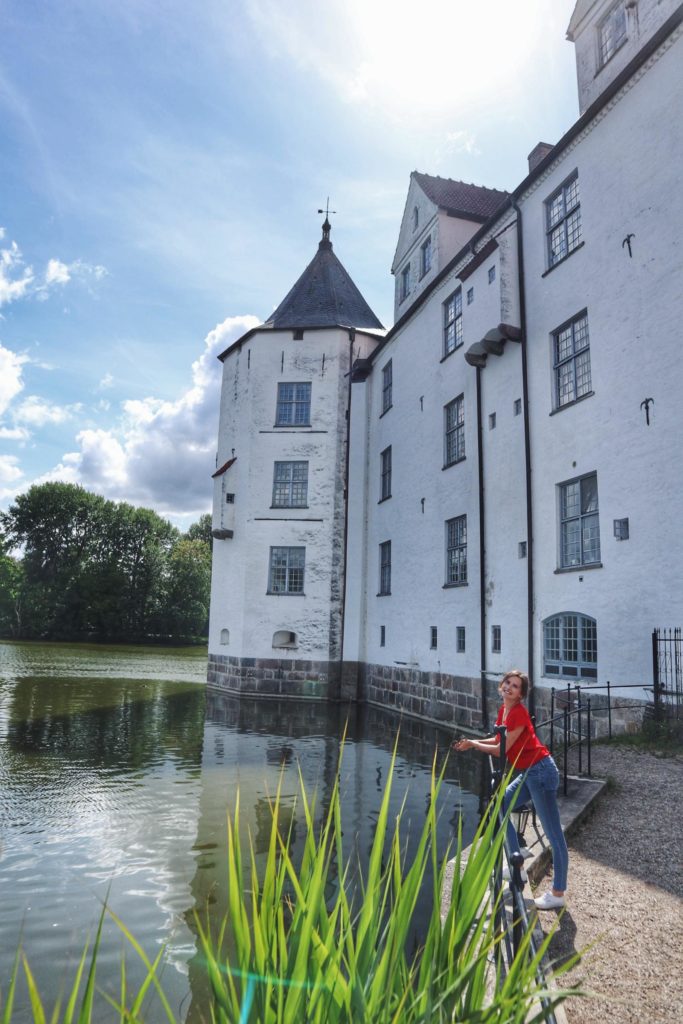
503, 755, 569, 892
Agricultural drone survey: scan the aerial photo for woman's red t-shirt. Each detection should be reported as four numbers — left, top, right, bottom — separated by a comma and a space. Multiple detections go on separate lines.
496, 702, 549, 769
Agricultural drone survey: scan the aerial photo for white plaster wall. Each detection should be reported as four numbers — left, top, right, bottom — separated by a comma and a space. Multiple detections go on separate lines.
572, 0, 680, 113
360, 269, 486, 677
208, 327, 380, 662
520, 29, 683, 695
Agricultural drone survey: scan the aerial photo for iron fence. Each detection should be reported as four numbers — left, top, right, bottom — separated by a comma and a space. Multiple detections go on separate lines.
652, 627, 682, 718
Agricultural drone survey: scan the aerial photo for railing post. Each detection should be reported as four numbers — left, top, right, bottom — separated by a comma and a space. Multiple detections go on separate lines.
550, 688, 555, 755
563, 704, 569, 796
587, 697, 592, 777
494, 724, 507, 788
652, 628, 661, 720
607, 679, 612, 739
509, 850, 526, 955
576, 685, 583, 776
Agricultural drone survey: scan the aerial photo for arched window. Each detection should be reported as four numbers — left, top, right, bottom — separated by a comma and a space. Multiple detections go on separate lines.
272, 629, 297, 649
220, 628, 230, 645
543, 613, 597, 679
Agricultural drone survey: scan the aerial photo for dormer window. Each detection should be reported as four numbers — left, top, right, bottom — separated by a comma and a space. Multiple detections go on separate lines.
599, 3, 628, 67
400, 264, 411, 303
420, 237, 432, 278
412, 206, 419, 231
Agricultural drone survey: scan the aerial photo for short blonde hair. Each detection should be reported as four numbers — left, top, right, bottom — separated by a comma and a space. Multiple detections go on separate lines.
499, 669, 529, 699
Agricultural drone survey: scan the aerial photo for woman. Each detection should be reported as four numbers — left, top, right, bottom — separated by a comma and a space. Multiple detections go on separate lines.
453, 670, 568, 910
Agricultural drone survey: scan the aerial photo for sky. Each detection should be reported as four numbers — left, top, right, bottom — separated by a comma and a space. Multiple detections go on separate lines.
0, 0, 579, 529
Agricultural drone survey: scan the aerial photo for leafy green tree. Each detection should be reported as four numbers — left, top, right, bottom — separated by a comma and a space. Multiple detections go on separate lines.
185, 512, 212, 547
160, 538, 212, 638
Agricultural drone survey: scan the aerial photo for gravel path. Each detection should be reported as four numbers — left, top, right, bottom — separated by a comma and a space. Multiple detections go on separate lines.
533, 745, 683, 1024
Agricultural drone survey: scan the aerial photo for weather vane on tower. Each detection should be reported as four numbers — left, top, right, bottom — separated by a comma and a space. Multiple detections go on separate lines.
317, 197, 337, 244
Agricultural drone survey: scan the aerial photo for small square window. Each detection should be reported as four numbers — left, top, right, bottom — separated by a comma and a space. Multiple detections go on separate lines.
488, 412, 496, 430
467, 287, 474, 305
226, 493, 235, 504
420, 237, 432, 278
430, 626, 438, 649
456, 626, 466, 653
381, 360, 393, 414
518, 541, 527, 558
613, 518, 629, 541
514, 398, 522, 416
488, 266, 496, 284
491, 625, 501, 653
380, 625, 386, 647
400, 264, 410, 302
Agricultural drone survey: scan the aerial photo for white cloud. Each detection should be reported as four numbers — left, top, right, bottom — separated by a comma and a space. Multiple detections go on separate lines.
0, 239, 34, 307
45, 258, 71, 285
46, 314, 259, 515
0, 426, 30, 441
0, 344, 28, 416
98, 372, 114, 390
14, 395, 82, 426
0, 455, 24, 485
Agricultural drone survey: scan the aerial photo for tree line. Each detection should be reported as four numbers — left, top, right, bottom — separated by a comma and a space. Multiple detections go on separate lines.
0, 482, 212, 643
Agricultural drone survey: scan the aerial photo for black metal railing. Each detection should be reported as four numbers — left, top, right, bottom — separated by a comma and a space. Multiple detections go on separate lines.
653, 627, 682, 718
486, 727, 558, 1023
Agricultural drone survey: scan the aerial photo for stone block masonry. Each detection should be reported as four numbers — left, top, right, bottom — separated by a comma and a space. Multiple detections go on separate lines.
208, 653, 341, 701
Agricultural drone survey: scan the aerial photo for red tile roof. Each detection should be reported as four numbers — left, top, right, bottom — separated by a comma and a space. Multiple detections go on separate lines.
412, 172, 509, 222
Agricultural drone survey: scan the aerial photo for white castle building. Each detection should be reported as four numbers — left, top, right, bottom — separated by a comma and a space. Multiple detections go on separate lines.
208, 0, 683, 730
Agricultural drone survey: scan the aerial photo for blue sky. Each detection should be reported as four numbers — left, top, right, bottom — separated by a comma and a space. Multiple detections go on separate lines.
0, 0, 579, 528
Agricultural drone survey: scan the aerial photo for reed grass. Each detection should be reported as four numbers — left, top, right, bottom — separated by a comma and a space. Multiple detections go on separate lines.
1, 744, 576, 1023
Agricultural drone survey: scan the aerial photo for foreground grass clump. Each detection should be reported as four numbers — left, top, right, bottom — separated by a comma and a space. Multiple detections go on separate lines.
2, 747, 573, 1023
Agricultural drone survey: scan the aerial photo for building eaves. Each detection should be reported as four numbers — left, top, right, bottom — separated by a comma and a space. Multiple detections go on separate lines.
413, 172, 509, 221
365, 3, 683, 368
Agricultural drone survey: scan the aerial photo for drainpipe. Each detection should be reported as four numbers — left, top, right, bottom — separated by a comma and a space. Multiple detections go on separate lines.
338, 328, 355, 702
512, 199, 535, 717
475, 365, 489, 729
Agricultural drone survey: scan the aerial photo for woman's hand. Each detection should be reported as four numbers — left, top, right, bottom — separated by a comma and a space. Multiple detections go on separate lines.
453, 738, 473, 751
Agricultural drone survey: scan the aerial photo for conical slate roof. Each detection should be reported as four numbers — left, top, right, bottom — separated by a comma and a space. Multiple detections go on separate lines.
265, 220, 384, 331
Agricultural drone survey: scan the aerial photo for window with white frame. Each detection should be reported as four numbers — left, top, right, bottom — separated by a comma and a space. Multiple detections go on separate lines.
420, 237, 432, 278
553, 311, 592, 408
445, 515, 467, 585
599, 3, 627, 67
275, 382, 311, 426
456, 626, 466, 652
443, 289, 463, 357
491, 625, 501, 653
400, 264, 410, 302
559, 473, 601, 568
380, 446, 392, 501
272, 461, 308, 507
444, 395, 465, 466
379, 540, 391, 595
546, 173, 581, 268
543, 613, 597, 679
381, 360, 393, 414
268, 546, 305, 594
488, 265, 496, 284
430, 626, 438, 649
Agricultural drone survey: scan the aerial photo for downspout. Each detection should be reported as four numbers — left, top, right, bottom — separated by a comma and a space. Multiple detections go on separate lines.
512, 199, 535, 717
475, 365, 489, 729
338, 327, 355, 701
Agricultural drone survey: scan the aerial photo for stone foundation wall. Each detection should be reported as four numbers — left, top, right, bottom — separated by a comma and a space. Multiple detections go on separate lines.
360, 662, 489, 731
207, 655, 652, 739
207, 653, 341, 701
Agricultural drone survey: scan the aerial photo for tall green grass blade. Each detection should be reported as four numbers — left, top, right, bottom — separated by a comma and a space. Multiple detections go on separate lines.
21, 956, 46, 1024
1, 946, 21, 1024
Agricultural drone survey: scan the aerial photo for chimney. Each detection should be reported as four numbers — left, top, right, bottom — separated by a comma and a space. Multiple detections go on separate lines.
528, 142, 554, 173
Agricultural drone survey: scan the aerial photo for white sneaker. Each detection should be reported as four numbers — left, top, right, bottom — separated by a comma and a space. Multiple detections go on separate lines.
534, 891, 566, 910
520, 846, 534, 860
502, 865, 528, 883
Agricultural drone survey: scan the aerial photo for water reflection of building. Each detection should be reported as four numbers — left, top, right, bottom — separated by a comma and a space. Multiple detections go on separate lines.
183, 694, 481, 1021
209, 0, 683, 730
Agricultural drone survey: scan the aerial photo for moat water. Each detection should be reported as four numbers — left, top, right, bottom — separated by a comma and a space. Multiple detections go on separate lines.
0, 640, 485, 1021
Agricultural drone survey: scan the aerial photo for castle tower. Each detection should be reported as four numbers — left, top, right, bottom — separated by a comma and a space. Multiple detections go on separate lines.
207, 219, 383, 700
